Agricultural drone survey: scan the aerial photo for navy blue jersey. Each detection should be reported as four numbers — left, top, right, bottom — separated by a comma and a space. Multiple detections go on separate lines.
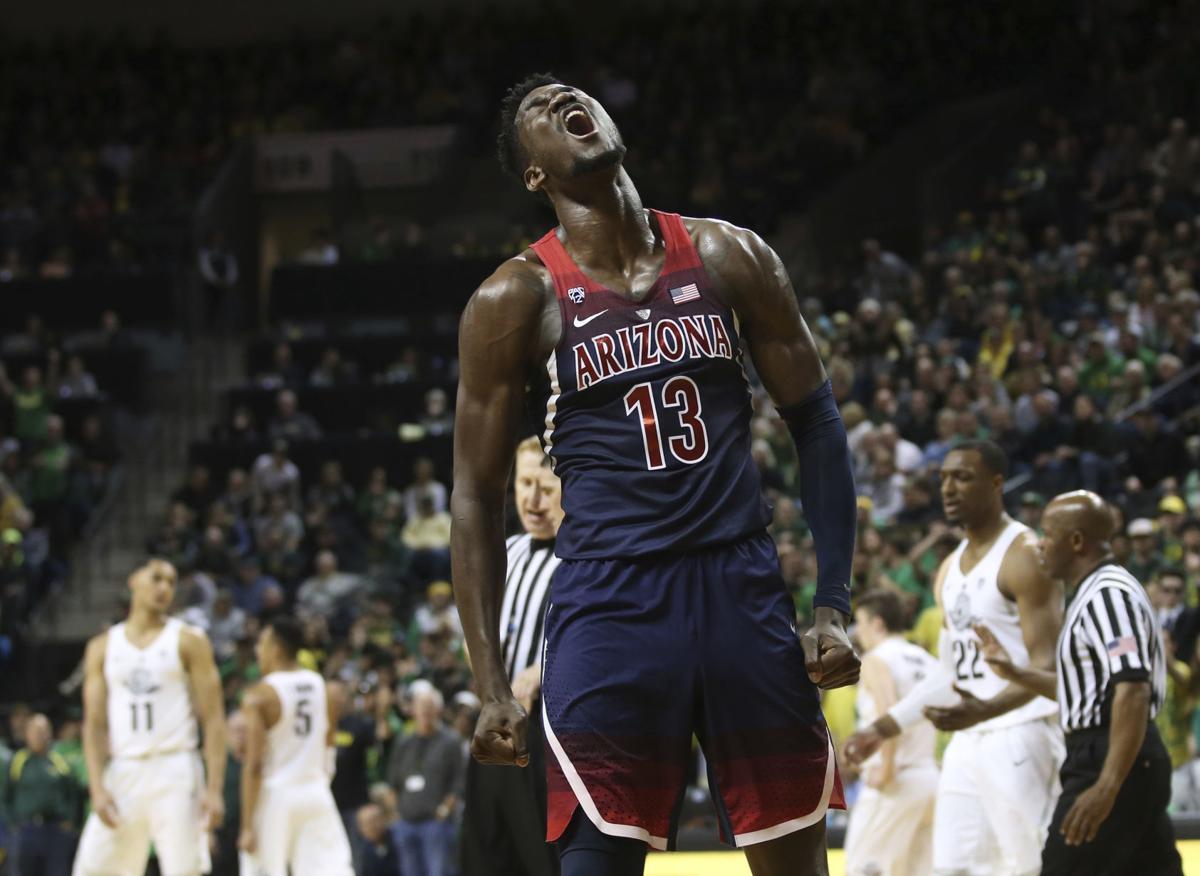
531, 210, 770, 559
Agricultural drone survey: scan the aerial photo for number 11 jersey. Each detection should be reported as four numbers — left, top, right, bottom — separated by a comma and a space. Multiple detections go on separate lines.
105, 618, 198, 759
262, 668, 328, 788
532, 211, 771, 560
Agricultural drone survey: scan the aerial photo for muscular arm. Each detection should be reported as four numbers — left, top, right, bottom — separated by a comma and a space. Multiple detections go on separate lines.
984, 535, 1064, 716
80, 635, 115, 820
697, 220, 858, 686
182, 628, 227, 807
451, 262, 546, 763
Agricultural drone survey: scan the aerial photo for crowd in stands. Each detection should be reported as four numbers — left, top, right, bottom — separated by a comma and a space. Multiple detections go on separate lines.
0, 0, 1124, 274
0, 314, 125, 673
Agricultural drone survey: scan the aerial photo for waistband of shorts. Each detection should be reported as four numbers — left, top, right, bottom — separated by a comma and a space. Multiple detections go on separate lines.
112, 747, 196, 763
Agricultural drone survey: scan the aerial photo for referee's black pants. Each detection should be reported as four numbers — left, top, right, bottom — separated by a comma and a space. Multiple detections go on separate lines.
461, 696, 560, 876
1042, 722, 1182, 875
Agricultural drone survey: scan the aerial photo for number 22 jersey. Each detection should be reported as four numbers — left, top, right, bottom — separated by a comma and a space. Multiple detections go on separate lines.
531, 210, 771, 560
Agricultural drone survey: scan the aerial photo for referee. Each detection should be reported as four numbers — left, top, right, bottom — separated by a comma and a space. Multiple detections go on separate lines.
460, 436, 561, 876
978, 490, 1182, 875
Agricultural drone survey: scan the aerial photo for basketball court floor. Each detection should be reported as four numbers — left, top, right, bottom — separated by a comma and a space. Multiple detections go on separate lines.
643, 844, 1200, 874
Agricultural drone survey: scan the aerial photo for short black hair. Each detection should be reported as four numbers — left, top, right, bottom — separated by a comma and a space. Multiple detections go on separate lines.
267, 615, 306, 658
954, 439, 1009, 478
856, 590, 909, 633
1158, 567, 1187, 583
497, 73, 561, 182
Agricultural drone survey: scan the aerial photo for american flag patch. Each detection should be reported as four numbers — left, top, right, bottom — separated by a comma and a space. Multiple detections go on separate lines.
1106, 636, 1137, 658
670, 283, 701, 304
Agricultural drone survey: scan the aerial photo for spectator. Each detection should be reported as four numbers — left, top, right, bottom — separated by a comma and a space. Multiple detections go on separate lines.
419, 388, 454, 436
251, 440, 302, 512
298, 229, 340, 266
173, 465, 218, 517
310, 348, 356, 387
54, 355, 98, 400
860, 447, 906, 525
207, 589, 248, 661
386, 684, 464, 876
402, 457, 447, 519
268, 389, 323, 442
296, 550, 363, 622
307, 460, 356, 518
9, 366, 52, 445
1126, 409, 1190, 490
408, 582, 463, 651
1, 713, 77, 876
1127, 518, 1163, 584
357, 466, 401, 526
214, 405, 259, 443
355, 802, 401, 876
401, 496, 452, 581
231, 556, 281, 618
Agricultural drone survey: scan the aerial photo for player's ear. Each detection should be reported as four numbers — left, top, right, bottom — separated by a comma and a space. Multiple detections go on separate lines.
524, 164, 546, 195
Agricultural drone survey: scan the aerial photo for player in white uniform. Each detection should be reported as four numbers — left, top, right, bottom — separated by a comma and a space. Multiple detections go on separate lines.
74, 559, 227, 876
844, 590, 939, 876
847, 441, 1065, 876
238, 615, 353, 876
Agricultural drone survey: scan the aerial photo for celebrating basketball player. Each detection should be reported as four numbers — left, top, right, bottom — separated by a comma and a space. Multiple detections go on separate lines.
845, 441, 1064, 876
73, 558, 227, 876
452, 74, 859, 876
238, 615, 354, 876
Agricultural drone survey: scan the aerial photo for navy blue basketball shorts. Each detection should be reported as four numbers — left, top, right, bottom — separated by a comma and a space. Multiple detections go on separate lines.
541, 531, 844, 850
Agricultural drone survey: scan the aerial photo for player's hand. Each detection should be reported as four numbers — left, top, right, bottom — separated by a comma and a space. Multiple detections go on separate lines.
973, 624, 1018, 681
90, 787, 120, 828
843, 728, 883, 765
925, 685, 994, 731
511, 664, 542, 714
237, 826, 256, 854
202, 788, 225, 830
801, 607, 860, 689
1060, 779, 1118, 846
470, 698, 529, 767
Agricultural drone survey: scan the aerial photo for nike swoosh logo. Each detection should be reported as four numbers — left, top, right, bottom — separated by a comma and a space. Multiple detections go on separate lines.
573, 310, 608, 328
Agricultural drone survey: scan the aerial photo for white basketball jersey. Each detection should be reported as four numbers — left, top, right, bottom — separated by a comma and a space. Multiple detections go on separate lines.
262, 669, 329, 789
941, 519, 1058, 731
857, 636, 938, 771
104, 618, 198, 759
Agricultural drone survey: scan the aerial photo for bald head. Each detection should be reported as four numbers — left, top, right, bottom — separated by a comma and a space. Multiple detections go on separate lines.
1038, 490, 1116, 584
1045, 491, 1115, 543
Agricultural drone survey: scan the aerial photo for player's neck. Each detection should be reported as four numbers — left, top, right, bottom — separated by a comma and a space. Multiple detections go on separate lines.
552, 168, 655, 275
964, 510, 1010, 547
1064, 551, 1115, 591
126, 607, 167, 632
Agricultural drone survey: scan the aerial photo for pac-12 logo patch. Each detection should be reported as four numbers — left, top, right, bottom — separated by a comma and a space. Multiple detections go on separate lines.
568, 286, 585, 304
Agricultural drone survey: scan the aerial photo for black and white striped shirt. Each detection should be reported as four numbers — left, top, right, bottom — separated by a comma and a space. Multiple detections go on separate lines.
499, 534, 559, 684
1057, 562, 1166, 732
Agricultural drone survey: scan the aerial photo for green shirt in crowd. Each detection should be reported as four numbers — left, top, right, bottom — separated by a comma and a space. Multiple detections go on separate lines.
1, 748, 77, 826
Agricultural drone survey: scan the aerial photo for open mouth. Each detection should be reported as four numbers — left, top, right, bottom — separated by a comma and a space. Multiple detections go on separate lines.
564, 106, 597, 138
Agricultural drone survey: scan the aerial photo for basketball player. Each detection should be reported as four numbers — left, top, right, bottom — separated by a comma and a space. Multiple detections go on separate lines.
461, 436, 563, 876
73, 559, 227, 876
237, 615, 353, 876
453, 75, 860, 876
845, 441, 1065, 875
843, 590, 938, 876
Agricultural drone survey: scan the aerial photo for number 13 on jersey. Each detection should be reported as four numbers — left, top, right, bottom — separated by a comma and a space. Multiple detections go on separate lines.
624, 376, 709, 470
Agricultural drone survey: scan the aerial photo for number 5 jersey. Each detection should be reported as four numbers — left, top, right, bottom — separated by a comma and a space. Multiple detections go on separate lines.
531, 210, 771, 560
105, 618, 198, 759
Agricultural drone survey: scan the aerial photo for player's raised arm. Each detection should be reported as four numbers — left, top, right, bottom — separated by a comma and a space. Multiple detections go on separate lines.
451, 262, 546, 766
182, 626, 227, 830
81, 634, 119, 828
700, 222, 858, 688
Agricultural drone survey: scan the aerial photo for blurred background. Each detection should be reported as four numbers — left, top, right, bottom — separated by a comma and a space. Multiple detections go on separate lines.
1, 0, 1200, 873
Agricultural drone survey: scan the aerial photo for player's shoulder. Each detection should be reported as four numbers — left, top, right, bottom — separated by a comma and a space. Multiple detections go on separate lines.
471, 250, 553, 309
84, 628, 112, 664
681, 215, 771, 263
